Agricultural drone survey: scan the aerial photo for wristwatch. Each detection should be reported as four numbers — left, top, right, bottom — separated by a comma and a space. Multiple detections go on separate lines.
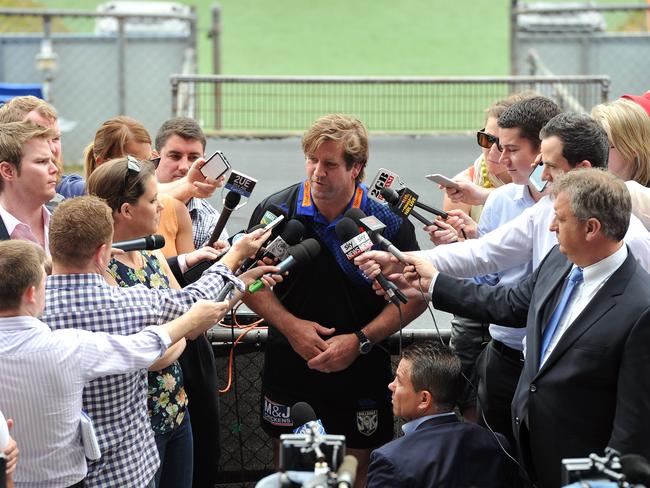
355, 330, 373, 355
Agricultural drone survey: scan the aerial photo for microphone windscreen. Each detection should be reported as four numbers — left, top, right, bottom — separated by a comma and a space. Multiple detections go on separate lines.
335, 217, 362, 243
224, 190, 242, 209
288, 238, 320, 264
344, 207, 368, 227
281, 219, 305, 245
380, 187, 400, 205
291, 401, 317, 427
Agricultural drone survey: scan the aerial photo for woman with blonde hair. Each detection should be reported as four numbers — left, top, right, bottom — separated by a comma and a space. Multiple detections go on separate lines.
84, 116, 196, 257
591, 98, 650, 228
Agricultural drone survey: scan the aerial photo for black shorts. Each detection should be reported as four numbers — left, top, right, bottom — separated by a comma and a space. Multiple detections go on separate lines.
260, 386, 393, 449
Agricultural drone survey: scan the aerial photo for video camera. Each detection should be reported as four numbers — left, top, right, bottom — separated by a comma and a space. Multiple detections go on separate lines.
562, 448, 650, 487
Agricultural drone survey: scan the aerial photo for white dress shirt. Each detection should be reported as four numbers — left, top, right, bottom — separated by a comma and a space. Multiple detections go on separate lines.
0, 316, 171, 488
0, 204, 51, 254
418, 195, 650, 276
540, 244, 628, 365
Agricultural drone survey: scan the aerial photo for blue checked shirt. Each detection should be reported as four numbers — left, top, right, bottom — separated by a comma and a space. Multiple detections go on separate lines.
187, 197, 228, 248
43, 263, 242, 488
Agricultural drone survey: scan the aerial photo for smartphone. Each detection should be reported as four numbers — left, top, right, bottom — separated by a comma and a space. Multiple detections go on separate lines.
200, 150, 231, 180
529, 163, 547, 192
263, 214, 285, 232
426, 173, 460, 190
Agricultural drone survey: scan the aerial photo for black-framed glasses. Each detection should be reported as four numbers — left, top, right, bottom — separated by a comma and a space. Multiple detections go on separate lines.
477, 129, 503, 152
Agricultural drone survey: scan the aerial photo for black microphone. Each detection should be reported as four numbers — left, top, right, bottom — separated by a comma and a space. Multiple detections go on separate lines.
621, 454, 650, 485
398, 187, 449, 219
334, 217, 407, 305
238, 219, 306, 274
248, 238, 320, 293
113, 234, 165, 252
215, 280, 236, 302
344, 208, 408, 264
380, 187, 434, 226
291, 401, 326, 435
207, 190, 241, 246
236, 206, 293, 273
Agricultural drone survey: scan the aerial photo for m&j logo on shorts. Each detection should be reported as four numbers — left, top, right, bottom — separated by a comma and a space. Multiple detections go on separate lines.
356, 409, 378, 436
263, 396, 292, 426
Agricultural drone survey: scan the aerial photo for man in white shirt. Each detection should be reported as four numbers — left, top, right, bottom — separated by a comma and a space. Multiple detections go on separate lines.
399, 169, 650, 488
0, 122, 58, 252
0, 239, 228, 488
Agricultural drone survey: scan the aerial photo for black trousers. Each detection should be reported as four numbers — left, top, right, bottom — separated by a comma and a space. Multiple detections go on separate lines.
178, 336, 221, 488
476, 339, 524, 449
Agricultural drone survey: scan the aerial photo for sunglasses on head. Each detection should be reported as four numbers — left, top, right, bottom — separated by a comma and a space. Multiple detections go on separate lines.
477, 129, 503, 152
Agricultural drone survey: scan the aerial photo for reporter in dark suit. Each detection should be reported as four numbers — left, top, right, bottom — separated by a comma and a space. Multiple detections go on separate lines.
367, 342, 515, 488
402, 169, 650, 488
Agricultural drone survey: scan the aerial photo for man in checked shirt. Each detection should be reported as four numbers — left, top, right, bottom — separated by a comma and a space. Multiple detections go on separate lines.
41, 196, 279, 488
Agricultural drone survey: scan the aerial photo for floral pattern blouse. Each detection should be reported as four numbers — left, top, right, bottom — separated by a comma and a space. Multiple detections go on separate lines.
108, 251, 188, 435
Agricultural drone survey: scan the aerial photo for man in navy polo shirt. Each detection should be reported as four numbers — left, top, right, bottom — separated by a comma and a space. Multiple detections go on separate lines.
244, 114, 426, 487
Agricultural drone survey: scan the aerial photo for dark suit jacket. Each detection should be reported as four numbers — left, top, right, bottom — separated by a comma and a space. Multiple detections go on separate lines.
433, 246, 650, 488
367, 414, 515, 488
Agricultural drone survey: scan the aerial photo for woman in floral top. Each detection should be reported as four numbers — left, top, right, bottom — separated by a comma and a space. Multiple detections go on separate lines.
87, 157, 194, 488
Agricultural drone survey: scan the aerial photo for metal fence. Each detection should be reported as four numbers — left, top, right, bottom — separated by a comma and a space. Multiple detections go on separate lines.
171, 74, 610, 135
0, 6, 198, 163
510, 2, 650, 98
210, 318, 450, 487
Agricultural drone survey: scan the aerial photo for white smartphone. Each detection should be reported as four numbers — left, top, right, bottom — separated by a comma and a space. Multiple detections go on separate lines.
200, 150, 231, 180
263, 214, 285, 232
528, 163, 547, 192
426, 173, 460, 190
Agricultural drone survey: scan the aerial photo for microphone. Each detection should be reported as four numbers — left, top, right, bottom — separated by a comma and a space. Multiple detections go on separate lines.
239, 219, 306, 275
248, 238, 321, 293
400, 187, 449, 219
380, 187, 434, 226
291, 401, 326, 436
113, 234, 165, 252
336, 455, 358, 488
344, 208, 408, 264
236, 207, 294, 273
207, 190, 241, 246
620, 454, 650, 485
334, 217, 407, 305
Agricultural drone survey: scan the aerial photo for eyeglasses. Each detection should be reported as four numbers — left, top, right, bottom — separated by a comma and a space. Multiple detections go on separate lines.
477, 129, 503, 152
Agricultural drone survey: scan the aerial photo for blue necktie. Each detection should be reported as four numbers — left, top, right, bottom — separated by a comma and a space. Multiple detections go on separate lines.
540, 266, 584, 361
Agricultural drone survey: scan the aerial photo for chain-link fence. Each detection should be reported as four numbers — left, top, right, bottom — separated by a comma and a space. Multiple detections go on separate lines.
171, 74, 609, 135
210, 318, 450, 488
510, 2, 650, 99
0, 6, 198, 164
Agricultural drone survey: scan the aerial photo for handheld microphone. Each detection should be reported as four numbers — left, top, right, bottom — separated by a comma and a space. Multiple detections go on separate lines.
399, 187, 449, 219
291, 401, 326, 436
237, 206, 294, 273
368, 167, 405, 203
344, 208, 408, 264
336, 455, 358, 488
335, 217, 407, 305
113, 234, 165, 252
262, 219, 305, 261
380, 187, 434, 226
207, 190, 241, 246
248, 238, 321, 293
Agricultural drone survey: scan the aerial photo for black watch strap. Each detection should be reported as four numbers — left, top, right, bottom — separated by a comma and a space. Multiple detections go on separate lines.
355, 330, 372, 355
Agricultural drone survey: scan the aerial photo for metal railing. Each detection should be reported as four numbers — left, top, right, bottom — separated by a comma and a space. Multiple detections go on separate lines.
510, 1, 650, 97
211, 321, 450, 487
170, 74, 610, 134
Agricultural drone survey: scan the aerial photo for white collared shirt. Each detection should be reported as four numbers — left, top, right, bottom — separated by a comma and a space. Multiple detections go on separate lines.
401, 411, 457, 435
419, 195, 650, 277
540, 244, 628, 366
0, 203, 51, 254
0, 315, 171, 488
